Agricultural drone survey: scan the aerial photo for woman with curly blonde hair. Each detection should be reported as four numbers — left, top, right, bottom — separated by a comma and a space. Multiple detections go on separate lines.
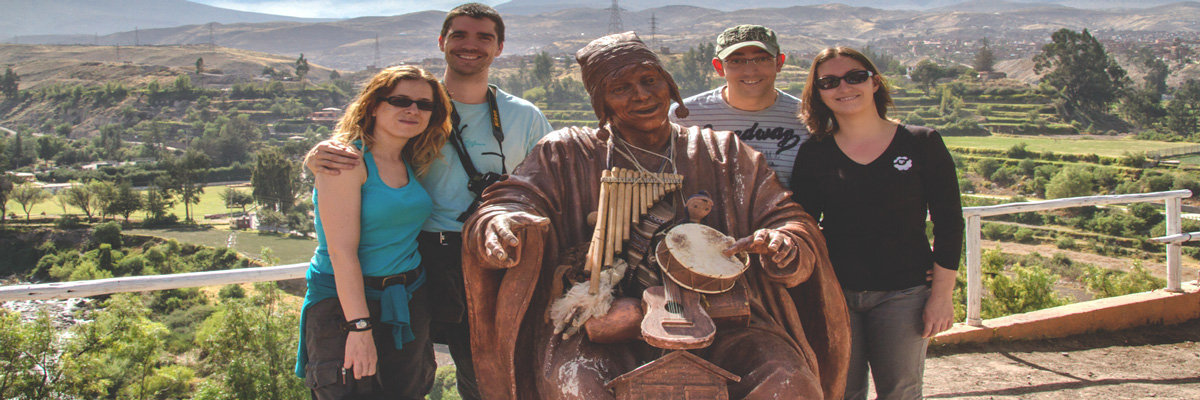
297, 65, 452, 399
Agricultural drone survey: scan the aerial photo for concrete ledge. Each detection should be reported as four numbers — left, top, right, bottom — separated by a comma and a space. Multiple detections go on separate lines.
933, 281, 1200, 345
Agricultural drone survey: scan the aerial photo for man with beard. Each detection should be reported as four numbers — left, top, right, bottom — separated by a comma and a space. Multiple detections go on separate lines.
671, 25, 807, 184
305, 4, 553, 399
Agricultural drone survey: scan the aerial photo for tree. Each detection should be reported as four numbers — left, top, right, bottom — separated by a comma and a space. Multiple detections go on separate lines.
143, 184, 174, 223
12, 183, 50, 221
1134, 47, 1169, 97
106, 181, 143, 222
98, 124, 123, 160
221, 187, 254, 213
0, 66, 18, 98
62, 184, 97, 221
89, 181, 117, 221
1164, 79, 1200, 137
195, 57, 204, 75
0, 311, 64, 399
1046, 166, 1096, 199
533, 51, 554, 87
251, 147, 297, 213
1033, 29, 1127, 119
160, 149, 210, 222
909, 59, 944, 92
665, 43, 715, 97
974, 37, 995, 72
295, 53, 310, 90
0, 174, 13, 223
193, 283, 306, 399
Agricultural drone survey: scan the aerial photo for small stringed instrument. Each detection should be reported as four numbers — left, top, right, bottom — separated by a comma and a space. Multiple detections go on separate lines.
640, 271, 716, 349
641, 223, 751, 350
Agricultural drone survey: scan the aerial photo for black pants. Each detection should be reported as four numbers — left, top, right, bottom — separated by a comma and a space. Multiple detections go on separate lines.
420, 231, 482, 400
304, 286, 435, 400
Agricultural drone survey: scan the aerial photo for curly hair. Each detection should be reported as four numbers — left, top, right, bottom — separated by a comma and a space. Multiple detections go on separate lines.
333, 66, 451, 176
799, 46, 893, 138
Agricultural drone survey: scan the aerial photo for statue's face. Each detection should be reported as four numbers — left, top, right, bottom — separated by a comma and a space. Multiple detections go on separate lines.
603, 64, 671, 136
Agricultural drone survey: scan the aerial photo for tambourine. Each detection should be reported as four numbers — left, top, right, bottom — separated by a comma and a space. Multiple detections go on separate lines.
655, 223, 749, 294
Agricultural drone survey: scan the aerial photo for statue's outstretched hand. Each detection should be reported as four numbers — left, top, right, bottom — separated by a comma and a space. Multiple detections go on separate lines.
482, 211, 550, 268
724, 228, 800, 268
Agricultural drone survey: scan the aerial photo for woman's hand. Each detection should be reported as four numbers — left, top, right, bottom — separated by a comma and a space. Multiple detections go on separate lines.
923, 263, 957, 338
344, 330, 378, 380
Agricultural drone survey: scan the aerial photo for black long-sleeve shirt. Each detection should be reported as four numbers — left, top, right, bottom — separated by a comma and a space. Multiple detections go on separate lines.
789, 125, 964, 291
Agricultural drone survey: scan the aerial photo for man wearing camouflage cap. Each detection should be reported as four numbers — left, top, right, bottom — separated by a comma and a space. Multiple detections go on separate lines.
671, 24, 808, 185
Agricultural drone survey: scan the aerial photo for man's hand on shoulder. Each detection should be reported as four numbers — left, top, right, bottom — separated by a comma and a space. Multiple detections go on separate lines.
305, 140, 361, 176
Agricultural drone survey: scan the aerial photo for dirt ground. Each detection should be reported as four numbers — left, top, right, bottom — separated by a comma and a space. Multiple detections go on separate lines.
923, 318, 1200, 399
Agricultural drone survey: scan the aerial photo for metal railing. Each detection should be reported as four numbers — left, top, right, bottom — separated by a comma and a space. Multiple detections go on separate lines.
1, 190, 1195, 329
0, 263, 307, 302
962, 189, 1192, 327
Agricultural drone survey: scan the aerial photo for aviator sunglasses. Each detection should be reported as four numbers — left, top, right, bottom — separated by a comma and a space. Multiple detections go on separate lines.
814, 70, 874, 90
378, 95, 436, 111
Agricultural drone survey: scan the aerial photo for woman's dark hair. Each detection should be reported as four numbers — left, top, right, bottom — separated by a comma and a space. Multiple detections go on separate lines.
441, 3, 505, 43
799, 46, 893, 138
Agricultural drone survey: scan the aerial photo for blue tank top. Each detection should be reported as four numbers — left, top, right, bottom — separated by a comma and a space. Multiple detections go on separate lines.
309, 150, 432, 277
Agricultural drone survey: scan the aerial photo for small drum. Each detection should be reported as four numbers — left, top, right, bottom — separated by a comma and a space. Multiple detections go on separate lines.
655, 223, 748, 294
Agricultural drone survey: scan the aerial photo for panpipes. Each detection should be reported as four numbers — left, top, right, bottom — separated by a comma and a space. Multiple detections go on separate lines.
586, 167, 684, 294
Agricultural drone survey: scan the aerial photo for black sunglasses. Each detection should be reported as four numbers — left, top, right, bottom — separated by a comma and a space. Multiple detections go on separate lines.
814, 70, 874, 91
378, 95, 436, 111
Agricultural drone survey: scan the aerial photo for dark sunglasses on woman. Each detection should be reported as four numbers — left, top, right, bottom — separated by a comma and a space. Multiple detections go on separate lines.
815, 70, 874, 91
379, 96, 436, 111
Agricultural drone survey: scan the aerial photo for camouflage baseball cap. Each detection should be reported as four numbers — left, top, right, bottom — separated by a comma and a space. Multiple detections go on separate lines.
715, 24, 780, 59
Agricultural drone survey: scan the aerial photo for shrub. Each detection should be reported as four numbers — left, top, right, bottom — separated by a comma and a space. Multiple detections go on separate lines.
1083, 263, 1165, 298
1013, 228, 1036, 243
218, 284, 246, 299
92, 221, 123, 249
1055, 236, 1077, 250
983, 263, 1069, 318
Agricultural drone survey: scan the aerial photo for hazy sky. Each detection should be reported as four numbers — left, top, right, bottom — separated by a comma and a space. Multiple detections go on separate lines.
190, 0, 505, 19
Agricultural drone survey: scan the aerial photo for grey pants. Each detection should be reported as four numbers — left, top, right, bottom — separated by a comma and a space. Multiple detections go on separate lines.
304, 286, 435, 400
843, 285, 930, 400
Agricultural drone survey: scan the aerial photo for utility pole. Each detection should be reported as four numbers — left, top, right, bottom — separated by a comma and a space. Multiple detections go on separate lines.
208, 23, 215, 52
374, 34, 381, 69
649, 13, 657, 51
607, 0, 622, 34
135, 27, 139, 46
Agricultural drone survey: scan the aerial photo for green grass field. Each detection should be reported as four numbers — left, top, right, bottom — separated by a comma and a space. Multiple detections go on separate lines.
944, 136, 1189, 157
5, 184, 252, 222
125, 227, 316, 264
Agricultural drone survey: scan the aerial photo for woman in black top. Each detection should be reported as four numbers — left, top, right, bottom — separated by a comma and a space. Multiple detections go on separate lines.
789, 47, 964, 400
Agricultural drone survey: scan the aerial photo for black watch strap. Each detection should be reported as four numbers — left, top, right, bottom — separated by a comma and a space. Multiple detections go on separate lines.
342, 317, 373, 332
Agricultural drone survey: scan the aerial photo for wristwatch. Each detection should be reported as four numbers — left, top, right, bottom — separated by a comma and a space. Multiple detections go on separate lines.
342, 318, 373, 332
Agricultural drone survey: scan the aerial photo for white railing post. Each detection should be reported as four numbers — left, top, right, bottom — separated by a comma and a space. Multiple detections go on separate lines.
965, 214, 983, 327
1166, 197, 1183, 292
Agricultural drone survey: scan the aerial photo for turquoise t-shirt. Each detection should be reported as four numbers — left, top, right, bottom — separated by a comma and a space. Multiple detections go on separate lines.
417, 88, 552, 232
310, 151, 431, 276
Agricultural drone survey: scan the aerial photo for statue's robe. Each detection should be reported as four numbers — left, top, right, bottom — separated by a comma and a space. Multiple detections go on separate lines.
462, 124, 850, 399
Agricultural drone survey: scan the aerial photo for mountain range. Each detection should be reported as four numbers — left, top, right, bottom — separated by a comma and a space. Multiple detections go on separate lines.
5, 1, 1200, 71
0, 0, 325, 38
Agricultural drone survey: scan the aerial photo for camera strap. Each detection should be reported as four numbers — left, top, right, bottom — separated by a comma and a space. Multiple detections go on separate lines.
448, 84, 507, 180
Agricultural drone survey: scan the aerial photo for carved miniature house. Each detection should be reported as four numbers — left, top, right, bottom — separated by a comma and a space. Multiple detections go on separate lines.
605, 350, 740, 400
